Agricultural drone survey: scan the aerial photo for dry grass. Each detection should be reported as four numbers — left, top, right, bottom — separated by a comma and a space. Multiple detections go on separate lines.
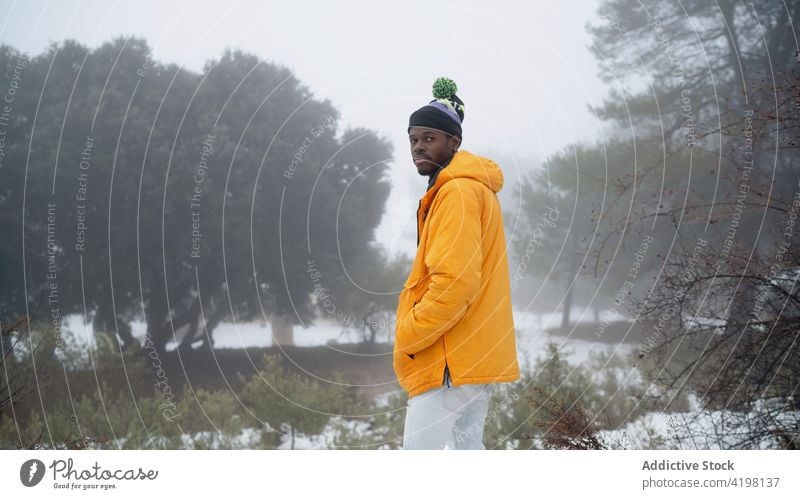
528, 385, 606, 450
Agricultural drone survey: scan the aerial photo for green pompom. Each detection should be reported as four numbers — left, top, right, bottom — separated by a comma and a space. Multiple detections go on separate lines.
432, 77, 458, 99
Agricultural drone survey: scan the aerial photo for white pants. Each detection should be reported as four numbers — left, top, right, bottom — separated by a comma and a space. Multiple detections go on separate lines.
402, 370, 495, 450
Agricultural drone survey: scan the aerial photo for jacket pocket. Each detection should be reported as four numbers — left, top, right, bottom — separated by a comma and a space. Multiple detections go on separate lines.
393, 344, 416, 385
403, 270, 426, 288
397, 271, 426, 320
403, 270, 431, 306
395, 270, 432, 360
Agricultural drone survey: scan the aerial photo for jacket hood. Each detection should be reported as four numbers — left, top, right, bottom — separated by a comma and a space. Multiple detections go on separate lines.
423, 150, 504, 204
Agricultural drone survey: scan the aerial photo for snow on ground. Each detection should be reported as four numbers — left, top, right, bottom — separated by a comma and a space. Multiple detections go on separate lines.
62, 306, 632, 352
179, 427, 262, 449
64, 309, 786, 450
63, 313, 375, 349
599, 402, 793, 450
173, 415, 384, 450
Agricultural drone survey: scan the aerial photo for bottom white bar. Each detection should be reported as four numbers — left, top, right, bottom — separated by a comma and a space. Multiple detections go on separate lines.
2, 450, 796, 497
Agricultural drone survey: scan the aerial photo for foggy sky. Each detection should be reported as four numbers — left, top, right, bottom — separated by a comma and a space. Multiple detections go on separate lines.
0, 0, 608, 258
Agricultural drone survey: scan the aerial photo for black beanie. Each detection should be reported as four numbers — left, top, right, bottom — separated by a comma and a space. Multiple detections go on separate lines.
408, 77, 465, 139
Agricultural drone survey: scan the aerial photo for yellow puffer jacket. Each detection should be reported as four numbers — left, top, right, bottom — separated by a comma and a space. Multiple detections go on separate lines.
393, 150, 520, 397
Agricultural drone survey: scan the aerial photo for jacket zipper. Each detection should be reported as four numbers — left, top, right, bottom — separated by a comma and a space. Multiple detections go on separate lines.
407, 299, 419, 360
416, 200, 422, 246
414, 197, 448, 385
443, 333, 450, 387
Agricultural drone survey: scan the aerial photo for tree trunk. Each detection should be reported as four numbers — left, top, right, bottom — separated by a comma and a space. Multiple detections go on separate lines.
561, 283, 573, 330
177, 309, 201, 350
145, 294, 170, 353
198, 308, 225, 350
271, 313, 294, 346
719, 0, 747, 95
93, 304, 134, 350
726, 266, 760, 328
1, 333, 11, 359
364, 313, 377, 344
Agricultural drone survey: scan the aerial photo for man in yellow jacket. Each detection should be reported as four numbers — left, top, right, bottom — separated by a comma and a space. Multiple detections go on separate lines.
394, 77, 520, 449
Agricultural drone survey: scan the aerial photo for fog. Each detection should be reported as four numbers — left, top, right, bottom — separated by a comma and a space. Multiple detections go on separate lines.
1, 0, 607, 258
